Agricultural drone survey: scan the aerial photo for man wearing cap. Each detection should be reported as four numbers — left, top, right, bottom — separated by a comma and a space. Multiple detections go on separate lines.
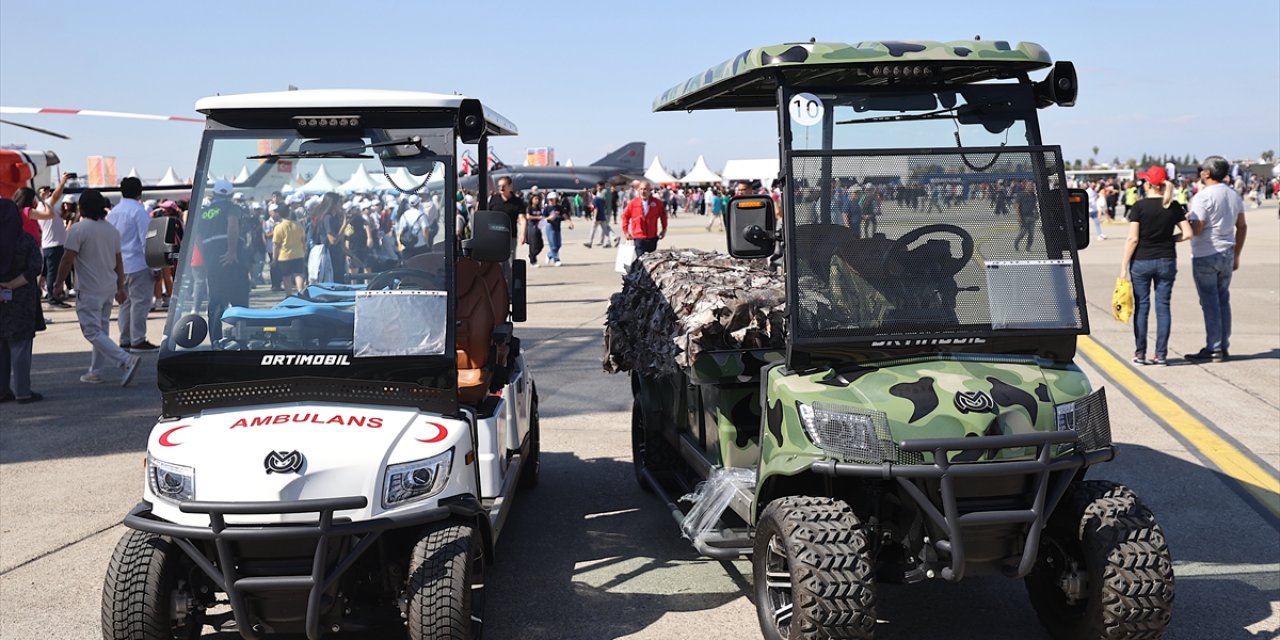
200, 179, 251, 343
395, 195, 429, 259
621, 182, 667, 258
1184, 156, 1247, 363
106, 176, 158, 351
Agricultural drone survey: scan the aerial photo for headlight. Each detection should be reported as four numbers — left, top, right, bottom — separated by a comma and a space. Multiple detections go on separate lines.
383, 449, 453, 509
797, 402, 891, 463
147, 455, 195, 503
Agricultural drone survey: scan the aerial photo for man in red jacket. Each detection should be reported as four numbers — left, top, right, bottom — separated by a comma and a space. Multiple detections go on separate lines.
620, 182, 667, 257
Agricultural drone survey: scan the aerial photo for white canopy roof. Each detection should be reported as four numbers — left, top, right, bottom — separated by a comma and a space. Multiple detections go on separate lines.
157, 167, 184, 185
338, 164, 381, 193
233, 165, 251, 184
721, 158, 779, 187
644, 156, 679, 184
126, 167, 139, 179
295, 164, 344, 193
679, 155, 722, 184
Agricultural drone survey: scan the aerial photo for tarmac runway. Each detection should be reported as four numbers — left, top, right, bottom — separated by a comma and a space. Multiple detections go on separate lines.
2, 202, 1276, 639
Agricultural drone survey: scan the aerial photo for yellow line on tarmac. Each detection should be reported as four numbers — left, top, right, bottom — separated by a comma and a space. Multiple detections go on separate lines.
1078, 336, 1280, 520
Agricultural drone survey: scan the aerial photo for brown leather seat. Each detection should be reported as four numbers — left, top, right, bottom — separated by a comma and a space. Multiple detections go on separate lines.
454, 257, 509, 404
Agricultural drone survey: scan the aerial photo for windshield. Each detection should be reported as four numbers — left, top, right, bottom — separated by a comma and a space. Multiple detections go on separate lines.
163, 127, 456, 356
782, 87, 1086, 343
788, 85, 1035, 151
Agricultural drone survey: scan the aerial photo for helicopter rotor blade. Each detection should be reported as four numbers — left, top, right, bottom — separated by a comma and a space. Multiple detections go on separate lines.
0, 118, 71, 140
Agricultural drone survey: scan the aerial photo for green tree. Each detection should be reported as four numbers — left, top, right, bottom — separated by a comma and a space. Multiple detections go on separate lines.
1263, 150, 1275, 164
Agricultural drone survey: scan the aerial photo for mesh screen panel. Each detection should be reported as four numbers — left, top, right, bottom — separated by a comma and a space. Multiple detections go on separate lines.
786, 148, 1083, 341
165, 377, 451, 415
1055, 387, 1112, 452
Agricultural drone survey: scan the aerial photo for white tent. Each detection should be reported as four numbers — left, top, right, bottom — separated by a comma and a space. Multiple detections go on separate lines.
233, 165, 251, 184
126, 167, 139, 179
679, 155, 722, 184
721, 159, 779, 187
295, 164, 344, 193
338, 164, 381, 193
644, 156, 679, 184
157, 167, 184, 186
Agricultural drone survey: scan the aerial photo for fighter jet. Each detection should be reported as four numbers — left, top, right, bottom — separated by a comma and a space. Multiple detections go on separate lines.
460, 142, 645, 193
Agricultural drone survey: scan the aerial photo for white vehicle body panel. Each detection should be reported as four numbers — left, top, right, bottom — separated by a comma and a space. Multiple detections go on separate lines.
145, 404, 472, 526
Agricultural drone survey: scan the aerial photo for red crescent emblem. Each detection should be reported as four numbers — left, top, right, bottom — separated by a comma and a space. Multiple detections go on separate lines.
158, 425, 191, 447
415, 422, 448, 443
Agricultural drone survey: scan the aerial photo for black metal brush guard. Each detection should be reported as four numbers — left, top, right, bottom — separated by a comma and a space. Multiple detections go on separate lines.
124, 495, 482, 640
810, 430, 1113, 581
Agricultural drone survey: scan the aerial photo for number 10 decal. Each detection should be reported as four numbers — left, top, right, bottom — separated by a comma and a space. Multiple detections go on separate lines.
788, 93, 824, 127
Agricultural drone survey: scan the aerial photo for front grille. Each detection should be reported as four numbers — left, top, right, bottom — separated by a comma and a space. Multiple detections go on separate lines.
1055, 387, 1111, 451
165, 377, 452, 416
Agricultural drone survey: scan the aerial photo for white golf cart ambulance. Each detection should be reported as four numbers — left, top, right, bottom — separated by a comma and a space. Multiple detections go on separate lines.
102, 90, 538, 640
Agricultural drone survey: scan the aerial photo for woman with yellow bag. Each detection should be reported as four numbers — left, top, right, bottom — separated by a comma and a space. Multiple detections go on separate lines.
1119, 166, 1193, 365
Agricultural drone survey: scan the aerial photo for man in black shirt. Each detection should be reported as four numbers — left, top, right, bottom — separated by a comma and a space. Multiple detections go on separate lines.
486, 175, 525, 287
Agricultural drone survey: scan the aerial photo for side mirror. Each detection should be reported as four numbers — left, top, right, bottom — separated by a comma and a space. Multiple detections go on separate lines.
725, 195, 776, 258
463, 210, 512, 263
145, 216, 181, 268
1065, 188, 1090, 251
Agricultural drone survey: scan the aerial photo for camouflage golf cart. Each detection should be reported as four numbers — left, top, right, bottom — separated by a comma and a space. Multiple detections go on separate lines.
607, 39, 1175, 639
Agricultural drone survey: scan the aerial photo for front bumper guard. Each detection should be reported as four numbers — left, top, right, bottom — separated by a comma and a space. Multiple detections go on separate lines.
810, 430, 1114, 582
124, 495, 482, 640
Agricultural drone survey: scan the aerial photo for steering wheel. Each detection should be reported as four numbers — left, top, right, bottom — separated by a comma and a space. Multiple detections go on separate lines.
366, 268, 439, 292
887, 224, 975, 278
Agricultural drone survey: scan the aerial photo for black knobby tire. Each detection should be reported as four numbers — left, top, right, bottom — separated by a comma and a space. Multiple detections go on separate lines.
518, 393, 540, 489
406, 522, 485, 640
753, 496, 877, 640
630, 400, 679, 494
101, 529, 204, 640
1026, 480, 1175, 640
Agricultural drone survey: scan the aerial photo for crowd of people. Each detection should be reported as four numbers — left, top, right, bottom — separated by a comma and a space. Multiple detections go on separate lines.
1069, 170, 1276, 241
0, 154, 1267, 403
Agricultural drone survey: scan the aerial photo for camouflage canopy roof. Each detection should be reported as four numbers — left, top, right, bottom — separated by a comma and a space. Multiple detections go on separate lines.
654, 39, 1053, 112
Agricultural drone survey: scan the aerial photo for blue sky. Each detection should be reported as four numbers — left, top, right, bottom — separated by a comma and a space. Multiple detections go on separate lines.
1, 0, 1276, 181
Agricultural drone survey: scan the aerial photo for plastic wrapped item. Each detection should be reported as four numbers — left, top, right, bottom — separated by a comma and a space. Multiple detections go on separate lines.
679, 466, 756, 543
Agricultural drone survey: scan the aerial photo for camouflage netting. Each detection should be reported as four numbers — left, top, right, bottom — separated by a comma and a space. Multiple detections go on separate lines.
604, 249, 786, 376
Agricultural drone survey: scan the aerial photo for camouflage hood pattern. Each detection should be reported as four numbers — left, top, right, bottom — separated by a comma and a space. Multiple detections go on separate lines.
758, 354, 1093, 482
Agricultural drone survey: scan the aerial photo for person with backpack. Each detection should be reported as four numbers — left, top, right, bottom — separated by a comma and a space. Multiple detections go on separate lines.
395, 195, 429, 259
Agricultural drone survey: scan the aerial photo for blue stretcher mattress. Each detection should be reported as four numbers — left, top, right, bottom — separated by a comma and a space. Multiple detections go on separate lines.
222, 304, 353, 327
